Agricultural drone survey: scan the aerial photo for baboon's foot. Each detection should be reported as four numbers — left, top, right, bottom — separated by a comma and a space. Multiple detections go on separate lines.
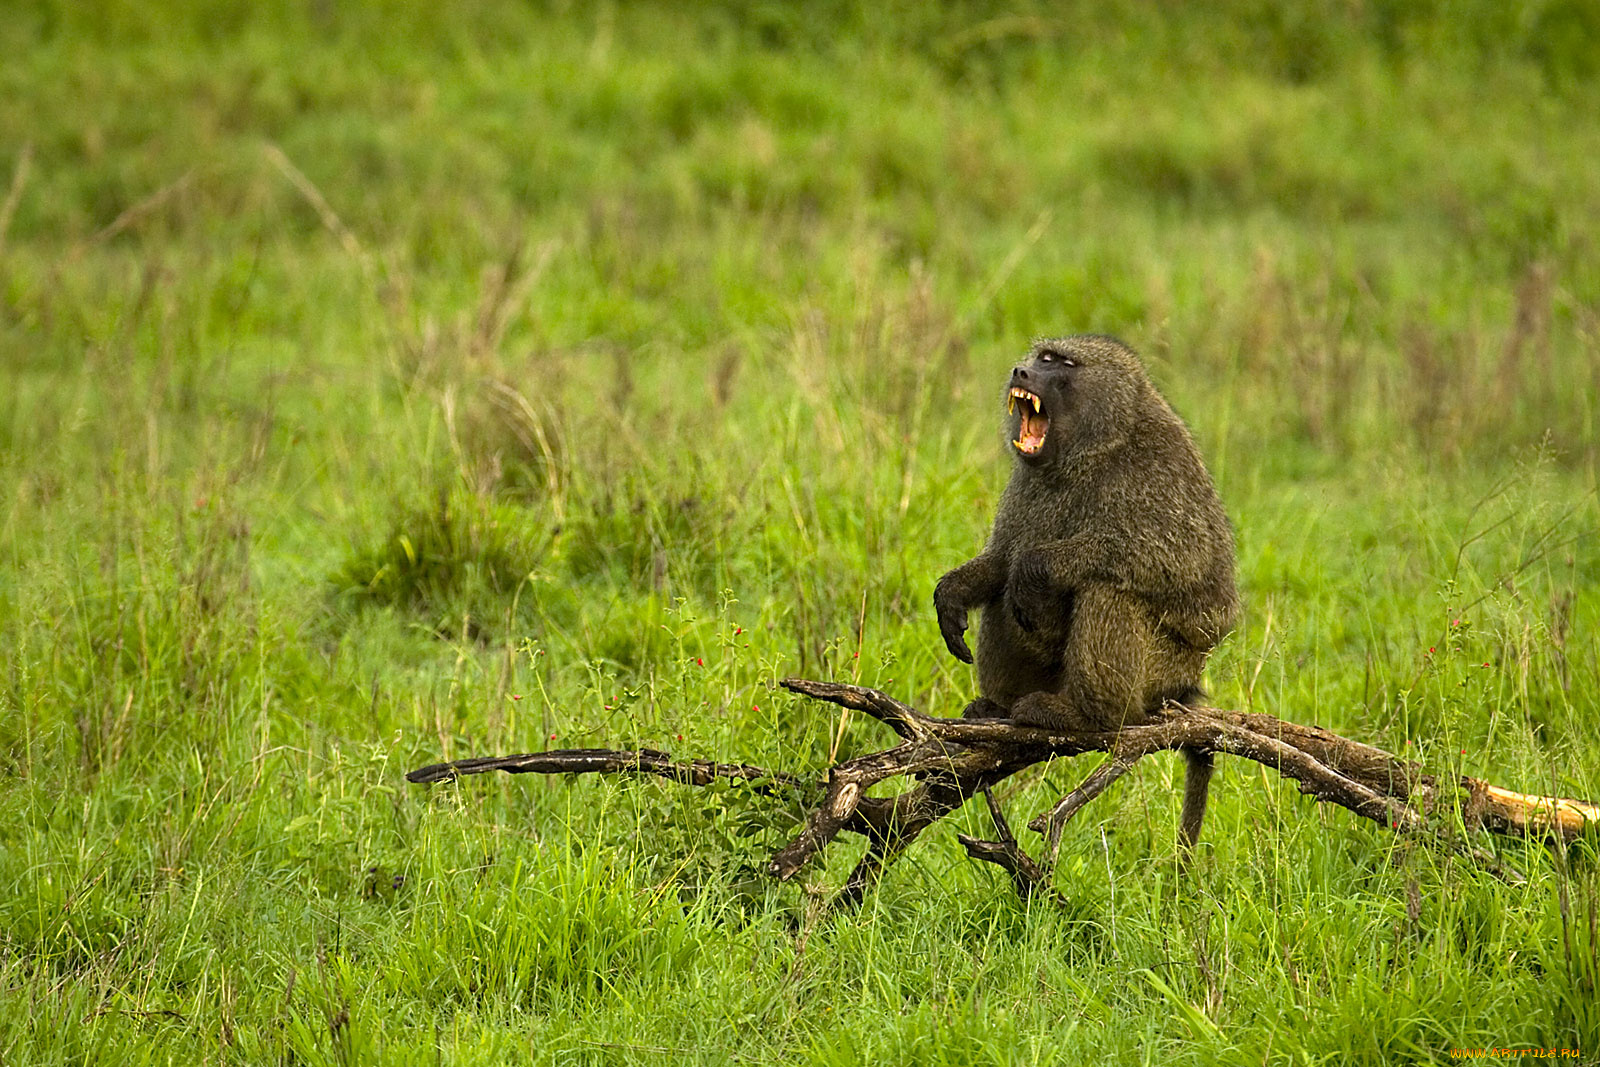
960, 697, 1009, 720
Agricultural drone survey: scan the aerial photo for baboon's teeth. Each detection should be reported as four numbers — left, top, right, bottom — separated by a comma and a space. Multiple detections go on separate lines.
1009, 386, 1042, 414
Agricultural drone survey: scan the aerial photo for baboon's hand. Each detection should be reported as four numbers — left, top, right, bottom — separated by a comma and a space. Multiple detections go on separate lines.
933, 576, 974, 664
1007, 550, 1053, 633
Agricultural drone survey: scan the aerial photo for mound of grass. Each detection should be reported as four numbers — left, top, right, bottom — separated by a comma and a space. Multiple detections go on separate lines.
333, 494, 545, 620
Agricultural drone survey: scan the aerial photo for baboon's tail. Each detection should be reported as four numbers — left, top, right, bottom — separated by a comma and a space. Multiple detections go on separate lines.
1179, 746, 1214, 856
1158, 685, 1213, 859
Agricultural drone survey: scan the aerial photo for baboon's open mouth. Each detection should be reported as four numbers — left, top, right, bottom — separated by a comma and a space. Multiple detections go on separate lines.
1009, 387, 1049, 455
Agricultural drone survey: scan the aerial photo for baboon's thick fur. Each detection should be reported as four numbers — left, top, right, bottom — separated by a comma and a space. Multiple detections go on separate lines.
934, 335, 1237, 850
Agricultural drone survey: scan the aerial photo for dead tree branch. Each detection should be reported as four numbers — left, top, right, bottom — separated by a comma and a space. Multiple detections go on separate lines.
406, 678, 1600, 903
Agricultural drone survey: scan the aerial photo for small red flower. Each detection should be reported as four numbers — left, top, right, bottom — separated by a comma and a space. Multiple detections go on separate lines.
1428, 647, 1435, 654
752, 704, 760, 712
510, 694, 523, 701
549, 733, 557, 740
695, 657, 704, 667
676, 733, 683, 741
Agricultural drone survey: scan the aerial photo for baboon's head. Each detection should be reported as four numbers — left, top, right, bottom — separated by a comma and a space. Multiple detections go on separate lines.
1005, 335, 1150, 467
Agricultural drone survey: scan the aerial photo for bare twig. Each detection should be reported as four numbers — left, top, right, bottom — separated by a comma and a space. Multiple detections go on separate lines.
405, 747, 805, 792
956, 788, 1058, 900
1035, 751, 1138, 868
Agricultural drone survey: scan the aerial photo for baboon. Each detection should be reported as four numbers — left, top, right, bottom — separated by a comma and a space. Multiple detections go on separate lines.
933, 335, 1238, 852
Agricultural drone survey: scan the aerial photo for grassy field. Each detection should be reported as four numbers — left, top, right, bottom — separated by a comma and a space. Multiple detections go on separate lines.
3, 1, 1599, 1062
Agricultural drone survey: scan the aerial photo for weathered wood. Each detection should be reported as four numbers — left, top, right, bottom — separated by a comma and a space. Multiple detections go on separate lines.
957, 789, 1059, 902
405, 677, 1600, 903
405, 748, 806, 792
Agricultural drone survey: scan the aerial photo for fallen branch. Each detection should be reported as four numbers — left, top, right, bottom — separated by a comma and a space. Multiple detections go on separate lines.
406, 747, 805, 792
407, 678, 1600, 902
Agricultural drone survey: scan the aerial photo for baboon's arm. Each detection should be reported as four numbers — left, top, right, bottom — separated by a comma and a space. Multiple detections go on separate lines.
934, 554, 1006, 663
1018, 527, 1211, 598
1007, 527, 1228, 645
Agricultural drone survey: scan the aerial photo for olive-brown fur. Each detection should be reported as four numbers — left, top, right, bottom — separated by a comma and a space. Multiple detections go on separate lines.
933, 335, 1237, 851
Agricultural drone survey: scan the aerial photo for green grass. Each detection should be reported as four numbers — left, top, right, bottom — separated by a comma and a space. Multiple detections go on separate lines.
3, 1, 1599, 1062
